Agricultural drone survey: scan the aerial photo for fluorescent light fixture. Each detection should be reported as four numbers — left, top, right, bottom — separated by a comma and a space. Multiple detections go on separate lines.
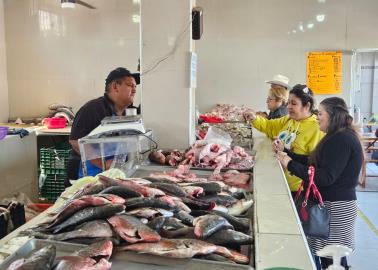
61, 0, 75, 8
307, 23, 314, 29
299, 24, 304, 32
132, 14, 140, 23
62, 2, 75, 8
132, 0, 141, 4
316, 14, 325, 22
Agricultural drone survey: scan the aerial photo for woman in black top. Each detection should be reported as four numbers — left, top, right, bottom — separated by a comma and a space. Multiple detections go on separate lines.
275, 97, 363, 270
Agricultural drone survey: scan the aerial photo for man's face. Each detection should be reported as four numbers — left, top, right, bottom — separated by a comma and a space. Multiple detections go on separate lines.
116, 76, 137, 107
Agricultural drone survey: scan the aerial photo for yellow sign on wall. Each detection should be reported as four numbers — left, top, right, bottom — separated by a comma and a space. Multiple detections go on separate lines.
306, 51, 342, 94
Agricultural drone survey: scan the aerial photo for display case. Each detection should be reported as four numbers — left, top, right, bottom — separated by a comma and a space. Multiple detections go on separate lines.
78, 130, 155, 176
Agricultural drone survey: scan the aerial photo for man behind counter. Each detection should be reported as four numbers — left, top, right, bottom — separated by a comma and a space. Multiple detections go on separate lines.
66, 67, 140, 186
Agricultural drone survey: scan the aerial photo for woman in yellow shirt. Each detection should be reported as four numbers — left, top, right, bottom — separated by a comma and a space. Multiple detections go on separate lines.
245, 84, 324, 192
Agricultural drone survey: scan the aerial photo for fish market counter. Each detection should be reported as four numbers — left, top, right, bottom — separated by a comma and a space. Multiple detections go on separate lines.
253, 129, 315, 269
0, 130, 315, 270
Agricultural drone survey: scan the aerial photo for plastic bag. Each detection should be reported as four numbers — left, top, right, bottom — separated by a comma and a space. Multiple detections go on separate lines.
203, 126, 233, 148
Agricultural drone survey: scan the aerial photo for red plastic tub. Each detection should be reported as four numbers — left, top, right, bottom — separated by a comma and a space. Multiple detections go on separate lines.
42, 117, 67, 129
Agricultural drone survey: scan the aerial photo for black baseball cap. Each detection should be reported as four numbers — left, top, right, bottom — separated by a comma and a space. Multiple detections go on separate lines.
105, 67, 140, 86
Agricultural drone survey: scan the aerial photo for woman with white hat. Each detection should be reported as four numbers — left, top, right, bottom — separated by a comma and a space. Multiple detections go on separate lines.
245, 84, 324, 193
265, 74, 291, 90
257, 74, 291, 119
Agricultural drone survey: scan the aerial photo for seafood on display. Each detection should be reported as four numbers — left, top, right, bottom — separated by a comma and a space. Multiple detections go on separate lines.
22, 165, 254, 267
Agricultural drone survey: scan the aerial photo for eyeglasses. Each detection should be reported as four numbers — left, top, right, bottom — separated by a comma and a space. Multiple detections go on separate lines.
124, 82, 137, 89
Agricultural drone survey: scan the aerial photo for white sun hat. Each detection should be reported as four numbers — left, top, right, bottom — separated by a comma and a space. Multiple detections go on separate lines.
265, 74, 291, 89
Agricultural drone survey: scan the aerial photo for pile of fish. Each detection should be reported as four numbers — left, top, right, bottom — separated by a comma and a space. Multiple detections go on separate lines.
149, 142, 254, 173
24, 166, 253, 266
6, 240, 112, 270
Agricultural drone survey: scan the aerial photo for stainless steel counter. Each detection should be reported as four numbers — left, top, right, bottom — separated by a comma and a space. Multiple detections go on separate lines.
253, 129, 315, 269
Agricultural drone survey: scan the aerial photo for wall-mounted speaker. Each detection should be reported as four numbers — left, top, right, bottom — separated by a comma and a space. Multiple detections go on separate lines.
192, 7, 203, 40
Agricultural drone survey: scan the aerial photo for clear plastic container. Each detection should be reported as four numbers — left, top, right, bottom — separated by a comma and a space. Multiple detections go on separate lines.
78, 130, 155, 176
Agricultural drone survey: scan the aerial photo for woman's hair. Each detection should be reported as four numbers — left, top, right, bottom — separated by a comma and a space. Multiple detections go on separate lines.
289, 84, 316, 113
320, 97, 353, 134
309, 97, 362, 165
269, 86, 289, 105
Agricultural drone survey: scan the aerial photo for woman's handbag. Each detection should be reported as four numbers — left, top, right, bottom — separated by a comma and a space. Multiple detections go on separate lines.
294, 166, 330, 239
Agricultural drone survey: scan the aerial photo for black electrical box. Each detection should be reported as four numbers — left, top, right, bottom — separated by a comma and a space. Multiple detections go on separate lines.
192, 7, 203, 40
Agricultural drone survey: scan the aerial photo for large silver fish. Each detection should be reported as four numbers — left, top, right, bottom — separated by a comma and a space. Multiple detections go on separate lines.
227, 199, 253, 216
118, 238, 217, 258
7, 245, 56, 270
54, 256, 111, 270
75, 240, 113, 260
108, 214, 161, 243
51, 204, 125, 234
32, 220, 115, 241
193, 214, 234, 239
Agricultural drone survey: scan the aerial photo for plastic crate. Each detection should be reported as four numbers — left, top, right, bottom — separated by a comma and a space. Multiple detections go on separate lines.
39, 147, 70, 173
39, 146, 70, 201
39, 174, 66, 201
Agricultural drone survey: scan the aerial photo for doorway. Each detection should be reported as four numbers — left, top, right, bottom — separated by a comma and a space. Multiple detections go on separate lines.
351, 49, 378, 125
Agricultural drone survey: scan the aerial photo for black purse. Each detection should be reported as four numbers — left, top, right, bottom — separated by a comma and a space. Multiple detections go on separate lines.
294, 166, 330, 239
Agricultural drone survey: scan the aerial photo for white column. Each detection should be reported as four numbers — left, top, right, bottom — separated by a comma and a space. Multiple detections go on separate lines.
0, 0, 9, 122
140, 0, 196, 149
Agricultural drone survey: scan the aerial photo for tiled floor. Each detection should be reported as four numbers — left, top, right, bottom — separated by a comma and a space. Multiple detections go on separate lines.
349, 163, 378, 270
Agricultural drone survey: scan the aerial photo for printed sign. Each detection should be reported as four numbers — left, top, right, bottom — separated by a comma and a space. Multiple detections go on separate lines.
307, 51, 342, 94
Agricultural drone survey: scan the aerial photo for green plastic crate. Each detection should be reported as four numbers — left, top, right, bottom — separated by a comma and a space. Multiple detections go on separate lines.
39, 147, 70, 174
40, 174, 66, 201
39, 146, 70, 201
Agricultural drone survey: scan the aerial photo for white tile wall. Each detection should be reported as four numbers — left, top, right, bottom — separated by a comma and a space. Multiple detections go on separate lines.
196, 0, 378, 112
3, 0, 378, 129
4, 0, 140, 119
0, 0, 9, 122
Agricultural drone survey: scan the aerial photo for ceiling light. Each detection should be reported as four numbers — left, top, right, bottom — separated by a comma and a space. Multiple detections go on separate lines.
307, 23, 314, 29
316, 14, 325, 22
61, 0, 75, 8
132, 14, 140, 23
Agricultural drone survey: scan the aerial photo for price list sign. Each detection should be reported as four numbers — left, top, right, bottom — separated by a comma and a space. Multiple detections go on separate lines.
306, 51, 342, 94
